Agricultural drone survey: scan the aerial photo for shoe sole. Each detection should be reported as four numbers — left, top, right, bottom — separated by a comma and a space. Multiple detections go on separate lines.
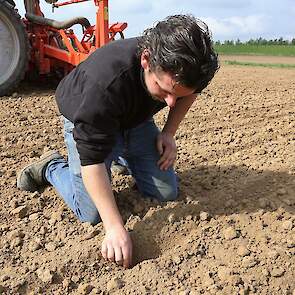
17, 150, 62, 191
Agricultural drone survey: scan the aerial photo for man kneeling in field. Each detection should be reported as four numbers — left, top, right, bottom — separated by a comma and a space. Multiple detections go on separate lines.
17, 14, 219, 268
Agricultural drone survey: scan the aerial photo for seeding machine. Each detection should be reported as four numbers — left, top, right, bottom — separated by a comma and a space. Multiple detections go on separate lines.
0, 0, 127, 95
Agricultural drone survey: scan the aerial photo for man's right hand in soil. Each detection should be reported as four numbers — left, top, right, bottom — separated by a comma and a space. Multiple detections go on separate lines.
101, 224, 132, 268
81, 163, 133, 268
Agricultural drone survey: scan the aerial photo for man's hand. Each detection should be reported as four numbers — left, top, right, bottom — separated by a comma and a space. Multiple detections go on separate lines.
101, 224, 133, 268
82, 164, 132, 268
156, 132, 177, 170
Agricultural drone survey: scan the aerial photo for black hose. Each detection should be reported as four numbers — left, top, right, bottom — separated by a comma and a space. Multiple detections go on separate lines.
25, 13, 91, 29
24, 0, 91, 29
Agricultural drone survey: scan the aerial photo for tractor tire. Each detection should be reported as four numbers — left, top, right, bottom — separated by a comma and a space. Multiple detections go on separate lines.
0, 0, 29, 96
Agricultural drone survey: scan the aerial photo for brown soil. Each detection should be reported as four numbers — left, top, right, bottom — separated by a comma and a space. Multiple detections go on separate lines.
0, 64, 295, 295
220, 55, 295, 65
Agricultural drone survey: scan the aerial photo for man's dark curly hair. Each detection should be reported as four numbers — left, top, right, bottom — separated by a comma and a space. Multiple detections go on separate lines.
138, 14, 219, 93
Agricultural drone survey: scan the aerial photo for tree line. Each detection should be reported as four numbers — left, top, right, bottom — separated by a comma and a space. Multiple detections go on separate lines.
215, 37, 295, 46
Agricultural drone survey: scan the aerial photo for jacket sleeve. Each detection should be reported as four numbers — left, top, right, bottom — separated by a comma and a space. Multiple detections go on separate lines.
72, 80, 121, 166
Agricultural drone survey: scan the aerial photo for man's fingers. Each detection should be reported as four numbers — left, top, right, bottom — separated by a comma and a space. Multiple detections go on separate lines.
159, 155, 176, 170
107, 245, 115, 262
157, 133, 177, 169
156, 137, 163, 155
102, 227, 133, 269
122, 244, 132, 268
114, 247, 123, 265
101, 242, 107, 259
157, 147, 172, 165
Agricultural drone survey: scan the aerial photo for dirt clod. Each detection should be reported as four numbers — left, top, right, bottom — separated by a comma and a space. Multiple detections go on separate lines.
242, 256, 258, 268
106, 277, 125, 292
82, 229, 100, 241
282, 220, 293, 230
29, 213, 40, 221
237, 245, 251, 257
71, 275, 80, 283
223, 226, 238, 240
45, 242, 57, 252
267, 250, 279, 260
36, 268, 53, 283
11, 205, 28, 218
270, 267, 285, 277
77, 283, 94, 295
200, 211, 210, 221
11, 237, 22, 248
28, 240, 42, 252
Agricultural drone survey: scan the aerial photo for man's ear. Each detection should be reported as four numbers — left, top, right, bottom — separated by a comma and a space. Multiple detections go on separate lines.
140, 49, 150, 70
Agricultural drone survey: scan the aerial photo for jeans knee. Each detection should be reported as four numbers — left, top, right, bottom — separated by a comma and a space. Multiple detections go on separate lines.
158, 186, 178, 202
77, 209, 101, 225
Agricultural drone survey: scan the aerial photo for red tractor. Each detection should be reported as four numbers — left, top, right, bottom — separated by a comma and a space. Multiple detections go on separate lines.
0, 0, 127, 96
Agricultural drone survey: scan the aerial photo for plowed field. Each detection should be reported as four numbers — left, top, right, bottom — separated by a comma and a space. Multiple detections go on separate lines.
0, 63, 295, 295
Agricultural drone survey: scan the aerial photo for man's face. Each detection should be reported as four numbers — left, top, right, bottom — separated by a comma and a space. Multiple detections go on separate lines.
141, 52, 195, 108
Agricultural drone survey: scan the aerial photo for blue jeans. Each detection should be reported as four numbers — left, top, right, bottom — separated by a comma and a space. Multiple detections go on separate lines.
45, 117, 178, 224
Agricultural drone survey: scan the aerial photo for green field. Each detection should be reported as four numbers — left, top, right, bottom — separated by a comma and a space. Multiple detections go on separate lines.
214, 44, 295, 56
224, 61, 295, 68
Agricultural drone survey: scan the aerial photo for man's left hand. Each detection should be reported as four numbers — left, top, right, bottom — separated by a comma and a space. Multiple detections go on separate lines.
156, 132, 177, 170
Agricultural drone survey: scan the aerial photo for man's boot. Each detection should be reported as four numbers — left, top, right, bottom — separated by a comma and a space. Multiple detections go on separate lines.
17, 150, 63, 192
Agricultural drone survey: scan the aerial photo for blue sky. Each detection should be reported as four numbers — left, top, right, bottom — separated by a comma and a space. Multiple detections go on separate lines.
16, 0, 295, 42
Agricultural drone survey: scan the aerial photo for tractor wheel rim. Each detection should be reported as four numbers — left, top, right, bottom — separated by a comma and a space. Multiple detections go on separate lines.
0, 9, 21, 85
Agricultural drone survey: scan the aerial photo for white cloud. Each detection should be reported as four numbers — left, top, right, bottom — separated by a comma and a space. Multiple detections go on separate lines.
204, 15, 268, 40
